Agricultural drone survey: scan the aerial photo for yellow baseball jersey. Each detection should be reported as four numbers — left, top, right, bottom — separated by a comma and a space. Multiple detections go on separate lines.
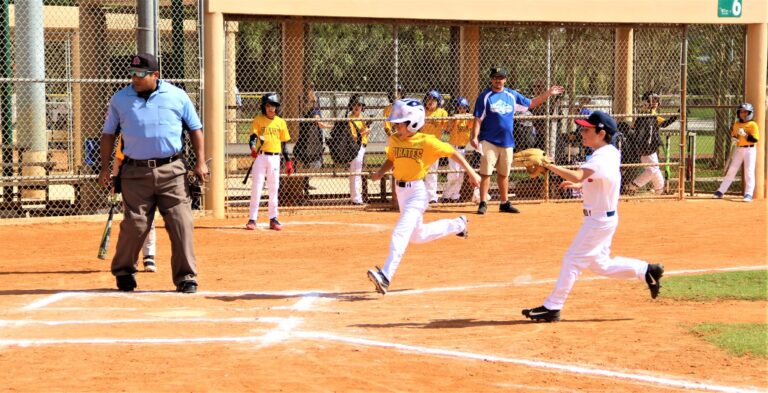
383, 104, 393, 135
731, 121, 760, 147
449, 117, 473, 147
249, 114, 290, 153
349, 114, 369, 145
386, 132, 455, 182
421, 108, 448, 139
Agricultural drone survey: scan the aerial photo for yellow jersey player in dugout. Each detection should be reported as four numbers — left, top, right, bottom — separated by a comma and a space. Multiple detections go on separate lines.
366, 99, 481, 295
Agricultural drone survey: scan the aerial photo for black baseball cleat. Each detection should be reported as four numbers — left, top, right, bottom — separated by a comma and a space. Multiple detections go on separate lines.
456, 215, 469, 238
477, 201, 488, 215
645, 263, 664, 299
522, 305, 561, 322
367, 266, 390, 295
116, 274, 137, 292
176, 280, 198, 294
499, 201, 520, 213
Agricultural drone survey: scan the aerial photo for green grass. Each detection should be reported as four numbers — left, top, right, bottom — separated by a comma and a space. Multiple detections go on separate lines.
690, 323, 768, 358
663, 270, 768, 301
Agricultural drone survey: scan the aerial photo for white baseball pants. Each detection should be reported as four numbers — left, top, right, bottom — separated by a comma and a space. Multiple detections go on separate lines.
248, 154, 281, 221
632, 153, 664, 192
717, 146, 756, 196
380, 180, 466, 282
443, 147, 465, 200
543, 215, 649, 311
142, 222, 156, 257
424, 161, 440, 202
349, 146, 366, 204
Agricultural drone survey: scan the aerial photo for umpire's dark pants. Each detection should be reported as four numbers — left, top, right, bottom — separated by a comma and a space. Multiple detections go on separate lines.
112, 159, 197, 286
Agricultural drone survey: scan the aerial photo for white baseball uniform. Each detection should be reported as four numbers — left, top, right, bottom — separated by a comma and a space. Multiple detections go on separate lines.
543, 143, 650, 311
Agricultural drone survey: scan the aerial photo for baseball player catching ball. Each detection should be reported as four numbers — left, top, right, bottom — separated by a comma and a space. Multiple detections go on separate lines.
522, 111, 664, 322
367, 99, 481, 295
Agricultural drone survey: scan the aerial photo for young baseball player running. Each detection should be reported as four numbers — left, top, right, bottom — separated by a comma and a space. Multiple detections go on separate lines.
522, 111, 664, 322
112, 135, 158, 272
246, 93, 294, 231
367, 99, 481, 295
713, 102, 760, 202
442, 96, 474, 202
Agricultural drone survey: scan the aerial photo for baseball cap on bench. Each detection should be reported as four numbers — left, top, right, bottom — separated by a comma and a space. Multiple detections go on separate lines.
128, 53, 159, 72
574, 111, 617, 135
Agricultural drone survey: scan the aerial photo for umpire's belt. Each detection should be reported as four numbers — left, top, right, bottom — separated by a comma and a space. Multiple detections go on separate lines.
583, 209, 615, 217
396, 180, 421, 188
124, 154, 180, 168
259, 151, 280, 156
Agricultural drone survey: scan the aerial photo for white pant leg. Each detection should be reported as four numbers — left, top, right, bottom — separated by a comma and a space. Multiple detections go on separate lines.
424, 161, 439, 202
248, 155, 269, 221
265, 154, 281, 219
142, 222, 156, 257
410, 215, 465, 244
380, 182, 428, 282
743, 147, 756, 196
717, 148, 747, 194
632, 153, 664, 192
444, 148, 465, 200
543, 216, 647, 311
349, 146, 365, 203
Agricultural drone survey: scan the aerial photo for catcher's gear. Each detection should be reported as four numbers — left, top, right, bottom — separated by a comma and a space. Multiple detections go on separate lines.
737, 102, 754, 121
513, 148, 553, 178
387, 99, 425, 132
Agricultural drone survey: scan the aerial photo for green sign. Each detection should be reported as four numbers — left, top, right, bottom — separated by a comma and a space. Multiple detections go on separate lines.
718, 0, 742, 17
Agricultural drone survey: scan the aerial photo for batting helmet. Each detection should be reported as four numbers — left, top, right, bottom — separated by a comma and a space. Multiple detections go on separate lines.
642, 91, 660, 103
423, 89, 443, 107
387, 99, 425, 132
455, 96, 470, 110
260, 93, 281, 114
737, 102, 754, 121
387, 84, 404, 103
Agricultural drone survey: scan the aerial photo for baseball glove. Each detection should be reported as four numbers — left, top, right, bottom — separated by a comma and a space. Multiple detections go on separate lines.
513, 148, 553, 178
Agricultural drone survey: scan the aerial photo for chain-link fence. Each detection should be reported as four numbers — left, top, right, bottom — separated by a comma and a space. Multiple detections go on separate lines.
0, 0, 201, 219
0, 7, 751, 219
223, 19, 747, 215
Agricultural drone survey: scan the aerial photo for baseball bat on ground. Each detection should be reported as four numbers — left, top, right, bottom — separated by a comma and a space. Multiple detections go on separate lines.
97, 188, 119, 260
723, 139, 737, 176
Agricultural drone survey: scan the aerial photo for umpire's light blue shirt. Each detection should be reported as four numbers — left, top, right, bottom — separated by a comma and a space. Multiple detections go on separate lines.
102, 80, 203, 160
473, 87, 531, 148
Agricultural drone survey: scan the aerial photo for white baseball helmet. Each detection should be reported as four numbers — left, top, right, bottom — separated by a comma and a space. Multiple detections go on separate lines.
387, 99, 425, 132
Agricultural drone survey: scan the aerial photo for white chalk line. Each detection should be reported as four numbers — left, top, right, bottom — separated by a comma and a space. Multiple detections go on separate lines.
0, 316, 270, 327
18, 264, 767, 310
295, 331, 764, 393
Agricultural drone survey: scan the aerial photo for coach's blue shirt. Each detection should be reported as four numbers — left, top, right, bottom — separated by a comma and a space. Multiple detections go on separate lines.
473, 87, 531, 148
102, 80, 202, 160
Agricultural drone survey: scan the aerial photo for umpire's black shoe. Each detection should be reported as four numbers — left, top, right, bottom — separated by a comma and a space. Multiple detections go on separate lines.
116, 274, 137, 292
367, 266, 390, 295
176, 280, 198, 294
499, 201, 520, 213
522, 305, 560, 322
477, 201, 488, 215
645, 263, 664, 299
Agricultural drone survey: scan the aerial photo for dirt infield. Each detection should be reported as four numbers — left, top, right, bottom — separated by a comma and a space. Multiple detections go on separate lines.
0, 199, 765, 392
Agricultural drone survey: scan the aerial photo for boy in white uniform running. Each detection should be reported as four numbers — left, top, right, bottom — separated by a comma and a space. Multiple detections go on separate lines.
367, 99, 481, 294
522, 111, 664, 322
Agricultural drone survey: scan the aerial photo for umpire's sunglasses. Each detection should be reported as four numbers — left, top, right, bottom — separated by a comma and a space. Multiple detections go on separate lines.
129, 69, 153, 78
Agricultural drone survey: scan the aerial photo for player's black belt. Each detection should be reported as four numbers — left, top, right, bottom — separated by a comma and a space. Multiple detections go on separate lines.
259, 152, 280, 156
739, 145, 755, 148
583, 209, 615, 217
396, 180, 421, 188
361, 143, 367, 148
454, 145, 466, 149
124, 154, 180, 168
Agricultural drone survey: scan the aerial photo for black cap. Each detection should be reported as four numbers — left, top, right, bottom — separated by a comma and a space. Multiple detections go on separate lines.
574, 111, 617, 135
490, 67, 508, 78
128, 53, 159, 72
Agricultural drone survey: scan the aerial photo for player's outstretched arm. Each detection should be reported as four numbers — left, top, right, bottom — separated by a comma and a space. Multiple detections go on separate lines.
371, 159, 394, 181
547, 164, 593, 185
450, 150, 481, 187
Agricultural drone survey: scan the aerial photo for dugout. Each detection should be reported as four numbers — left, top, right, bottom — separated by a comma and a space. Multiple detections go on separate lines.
202, 0, 767, 219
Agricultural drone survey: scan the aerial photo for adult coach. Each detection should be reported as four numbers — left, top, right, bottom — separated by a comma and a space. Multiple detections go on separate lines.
471, 67, 564, 214
99, 53, 208, 294
521, 111, 664, 322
